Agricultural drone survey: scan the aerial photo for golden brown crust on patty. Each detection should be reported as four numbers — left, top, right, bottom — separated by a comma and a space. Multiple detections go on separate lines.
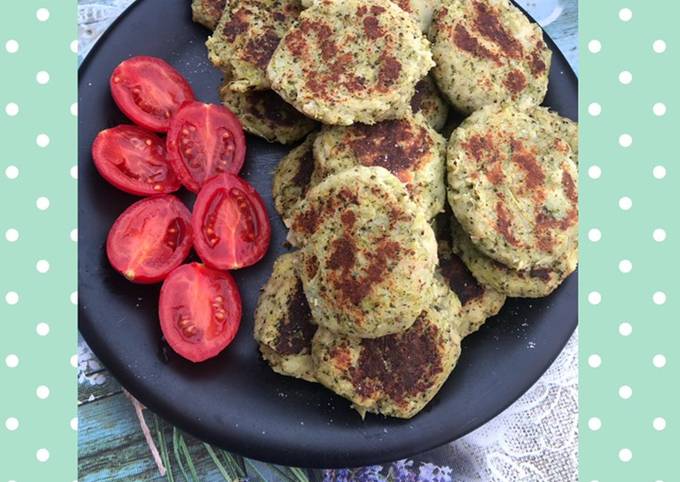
447, 103, 578, 270
430, 0, 551, 113
219, 80, 316, 143
207, 0, 302, 91
254, 252, 317, 381
312, 277, 461, 418
192, 0, 228, 30
311, 115, 446, 218
268, 0, 434, 125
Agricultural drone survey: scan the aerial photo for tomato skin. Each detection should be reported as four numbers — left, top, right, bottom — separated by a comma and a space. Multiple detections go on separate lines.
192, 173, 271, 270
106, 195, 193, 284
159, 263, 242, 362
92, 125, 181, 196
166, 101, 246, 193
110, 56, 195, 132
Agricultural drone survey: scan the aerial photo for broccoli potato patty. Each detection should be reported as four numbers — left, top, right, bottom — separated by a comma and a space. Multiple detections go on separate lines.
430, 0, 551, 113
268, 0, 434, 125
290, 166, 438, 338
254, 252, 317, 381
447, 103, 578, 270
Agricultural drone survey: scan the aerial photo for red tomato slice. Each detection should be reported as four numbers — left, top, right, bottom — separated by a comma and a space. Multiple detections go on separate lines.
92, 125, 181, 196
192, 173, 271, 270
166, 101, 246, 192
159, 263, 242, 362
110, 56, 195, 132
106, 195, 193, 283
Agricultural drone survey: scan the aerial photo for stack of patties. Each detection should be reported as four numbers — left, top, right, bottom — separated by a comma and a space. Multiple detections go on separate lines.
258, 166, 461, 418
200, 0, 580, 419
446, 102, 578, 298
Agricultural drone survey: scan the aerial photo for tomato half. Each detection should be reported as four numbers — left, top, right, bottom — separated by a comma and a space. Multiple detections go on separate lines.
92, 125, 181, 196
166, 101, 246, 192
192, 173, 271, 270
159, 263, 242, 362
106, 195, 193, 283
110, 56, 195, 132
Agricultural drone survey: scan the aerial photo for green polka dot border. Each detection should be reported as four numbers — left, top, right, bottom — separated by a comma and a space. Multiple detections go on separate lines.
581, 1, 679, 480
1, 2, 77, 480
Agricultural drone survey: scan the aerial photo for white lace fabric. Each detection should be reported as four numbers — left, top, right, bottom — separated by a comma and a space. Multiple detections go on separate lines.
448, 332, 578, 481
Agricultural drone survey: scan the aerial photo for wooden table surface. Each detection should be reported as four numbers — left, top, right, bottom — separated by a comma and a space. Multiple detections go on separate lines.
77, 1, 578, 480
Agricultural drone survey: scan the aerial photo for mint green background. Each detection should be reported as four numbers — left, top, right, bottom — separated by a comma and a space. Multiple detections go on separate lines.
1, 1, 78, 481
580, 1, 678, 481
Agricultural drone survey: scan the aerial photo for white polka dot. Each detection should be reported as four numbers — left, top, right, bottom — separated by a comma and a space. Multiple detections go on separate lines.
36, 197, 50, 210
588, 417, 602, 431
70, 228, 78, 242
36, 448, 50, 462
618, 322, 632, 336
5, 165, 19, 179
36, 385, 50, 399
36, 260, 50, 273
70, 417, 78, 431
5, 354, 19, 368
619, 8, 633, 22
70, 102, 78, 116
5, 417, 19, 431
619, 448, 632, 462
653, 228, 666, 242
70, 40, 78, 54
653, 103, 667, 116
5, 228, 19, 242
588, 291, 602, 305
588, 354, 602, 368
619, 71, 633, 85
36, 322, 50, 336
588, 228, 602, 242
5, 102, 19, 117
36, 8, 50, 21
70, 354, 78, 368
588, 165, 601, 179
70, 165, 78, 179
588, 103, 602, 116
36, 70, 50, 85
70, 291, 78, 305
619, 385, 633, 399
653, 417, 666, 431
619, 197, 632, 210
653, 39, 667, 53
5, 39, 19, 53
5, 291, 19, 305
36, 134, 50, 148
618, 259, 632, 273
653, 165, 666, 179
653, 354, 667, 368
653, 291, 666, 305
588, 40, 602, 54
619, 134, 633, 147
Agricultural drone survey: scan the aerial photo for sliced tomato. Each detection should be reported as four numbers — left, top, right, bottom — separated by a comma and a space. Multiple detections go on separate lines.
159, 263, 242, 362
106, 195, 193, 283
166, 101, 246, 192
192, 173, 271, 270
110, 56, 195, 132
92, 125, 181, 196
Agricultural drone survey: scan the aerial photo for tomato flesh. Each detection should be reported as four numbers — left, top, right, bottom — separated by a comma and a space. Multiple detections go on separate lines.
106, 195, 193, 283
166, 101, 246, 192
192, 174, 271, 270
92, 125, 180, 195
110, 56, 195, 132
159, 263, 242, 362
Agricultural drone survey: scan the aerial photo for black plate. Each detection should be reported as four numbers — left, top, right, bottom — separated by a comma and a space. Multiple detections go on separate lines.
78, 0, 578, 469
